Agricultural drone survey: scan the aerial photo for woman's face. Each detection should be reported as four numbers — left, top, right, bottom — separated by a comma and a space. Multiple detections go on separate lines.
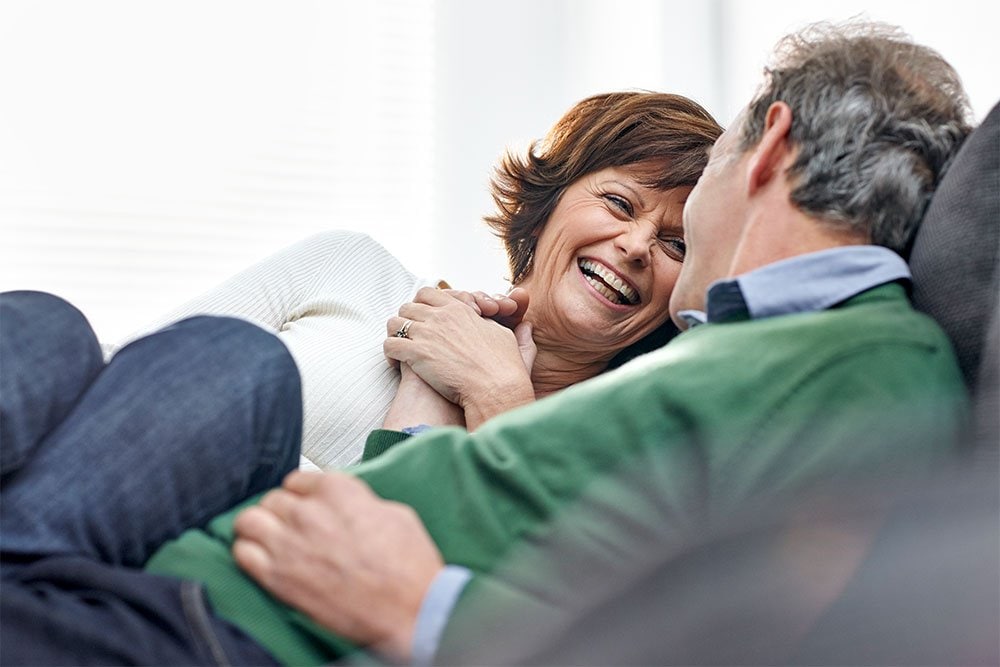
517, 166, 690, 357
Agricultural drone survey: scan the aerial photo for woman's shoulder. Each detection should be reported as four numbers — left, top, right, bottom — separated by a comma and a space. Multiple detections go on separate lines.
292, 230, 389, 258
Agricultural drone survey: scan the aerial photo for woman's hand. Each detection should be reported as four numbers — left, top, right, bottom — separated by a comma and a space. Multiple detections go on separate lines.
385, 287, 536, 430
382, 363, 465, 431
439, 287, 530, 330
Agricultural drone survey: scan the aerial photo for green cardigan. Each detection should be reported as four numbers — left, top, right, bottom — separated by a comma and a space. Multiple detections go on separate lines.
145, 283, 969, 665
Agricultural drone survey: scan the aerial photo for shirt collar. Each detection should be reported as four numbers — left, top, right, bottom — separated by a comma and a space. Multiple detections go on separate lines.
677, 246, 911, 326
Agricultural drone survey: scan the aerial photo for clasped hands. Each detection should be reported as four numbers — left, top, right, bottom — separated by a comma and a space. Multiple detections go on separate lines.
383, 286, 537, 430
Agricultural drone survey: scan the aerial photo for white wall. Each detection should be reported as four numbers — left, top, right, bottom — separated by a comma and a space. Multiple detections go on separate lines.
716, 0, 999, 126
1, 0, 996, 342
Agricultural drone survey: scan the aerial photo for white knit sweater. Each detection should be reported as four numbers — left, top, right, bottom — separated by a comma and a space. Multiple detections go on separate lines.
113, 231, 433, 470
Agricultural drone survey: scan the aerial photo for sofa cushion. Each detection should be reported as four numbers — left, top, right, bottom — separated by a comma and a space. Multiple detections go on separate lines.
909, 101, 999, 394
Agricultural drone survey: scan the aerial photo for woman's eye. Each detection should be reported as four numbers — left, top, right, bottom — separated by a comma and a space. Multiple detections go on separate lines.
603, 194, 634, 216
657, 237, 687, 261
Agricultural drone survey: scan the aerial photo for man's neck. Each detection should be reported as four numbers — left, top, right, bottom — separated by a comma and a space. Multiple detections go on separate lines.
728, 205, 868, 278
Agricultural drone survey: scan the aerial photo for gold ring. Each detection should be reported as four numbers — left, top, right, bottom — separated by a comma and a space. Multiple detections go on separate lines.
395, 319, 414, 339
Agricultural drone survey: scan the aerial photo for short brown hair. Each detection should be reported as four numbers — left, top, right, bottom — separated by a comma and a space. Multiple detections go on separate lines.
486, 92, 722, 283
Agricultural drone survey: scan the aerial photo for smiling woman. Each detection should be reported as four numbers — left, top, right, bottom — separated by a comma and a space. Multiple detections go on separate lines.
482, 92, 722, 389
380, 92, 722, 431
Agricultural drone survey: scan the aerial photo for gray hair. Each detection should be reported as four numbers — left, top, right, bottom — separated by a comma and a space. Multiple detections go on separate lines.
739, 20, 973, 255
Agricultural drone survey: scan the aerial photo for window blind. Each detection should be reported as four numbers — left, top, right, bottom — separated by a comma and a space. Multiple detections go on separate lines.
0, 0, 435, 343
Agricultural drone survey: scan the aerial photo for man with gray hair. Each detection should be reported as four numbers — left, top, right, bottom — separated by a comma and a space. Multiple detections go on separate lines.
227, 20, 976, 664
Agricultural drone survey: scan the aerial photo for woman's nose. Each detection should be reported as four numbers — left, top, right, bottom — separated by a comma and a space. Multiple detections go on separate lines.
615, 224, 655, 268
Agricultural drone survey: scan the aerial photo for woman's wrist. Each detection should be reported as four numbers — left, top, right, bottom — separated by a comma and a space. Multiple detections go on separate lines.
383, 366, 465, 431
461, 378, 535, 431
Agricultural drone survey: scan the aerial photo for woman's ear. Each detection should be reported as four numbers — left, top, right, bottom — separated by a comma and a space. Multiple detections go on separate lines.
746, 102, 793, 196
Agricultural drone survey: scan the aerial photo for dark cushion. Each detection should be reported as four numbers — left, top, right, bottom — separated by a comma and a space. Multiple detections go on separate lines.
909, 101, 1000, 398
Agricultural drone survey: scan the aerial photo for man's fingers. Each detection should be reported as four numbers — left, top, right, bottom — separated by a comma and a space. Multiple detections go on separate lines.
282, 470, 326, 495
233, 503, 285, 541
316, 472, 377, 503
232, 536, 274, 583
286, 470, 376, 505
258, 488, 299, 517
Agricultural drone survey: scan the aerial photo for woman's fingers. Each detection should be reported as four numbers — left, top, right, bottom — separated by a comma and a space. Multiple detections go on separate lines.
492, 287, 530, 328
513, 321, 537, 372
439, 289, 484, 315
398, 286, 526, 329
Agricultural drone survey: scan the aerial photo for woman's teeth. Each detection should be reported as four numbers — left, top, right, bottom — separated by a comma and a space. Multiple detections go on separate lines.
578, 259, 639, 305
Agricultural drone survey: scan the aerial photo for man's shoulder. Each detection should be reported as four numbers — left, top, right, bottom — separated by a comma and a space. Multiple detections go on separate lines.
682, 282, 955, 365
630, 281, 966, 424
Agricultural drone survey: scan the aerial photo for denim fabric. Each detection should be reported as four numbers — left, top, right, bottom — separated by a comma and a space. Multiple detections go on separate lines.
0, 290, 303, 664
2, 555, 280, 666
1, 290, 303, 567
0, 290, 105, 474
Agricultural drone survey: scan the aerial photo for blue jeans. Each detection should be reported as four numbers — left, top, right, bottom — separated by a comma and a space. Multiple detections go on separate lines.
0, 291, 302, 664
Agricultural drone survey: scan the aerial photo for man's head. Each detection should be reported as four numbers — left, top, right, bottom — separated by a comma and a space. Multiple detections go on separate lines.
670, 21, 973, 326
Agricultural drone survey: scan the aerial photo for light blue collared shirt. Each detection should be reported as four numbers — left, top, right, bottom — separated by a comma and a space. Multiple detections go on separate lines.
677, 245, 911, 326
411, 565, 472, 666
412, 245, 911, 664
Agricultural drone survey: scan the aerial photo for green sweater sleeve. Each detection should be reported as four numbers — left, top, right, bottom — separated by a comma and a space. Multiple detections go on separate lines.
350, 353, 711, 573
362, 429, 410, 461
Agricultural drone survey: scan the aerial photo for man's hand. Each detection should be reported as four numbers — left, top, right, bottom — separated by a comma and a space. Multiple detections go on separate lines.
233, 471, 445, 662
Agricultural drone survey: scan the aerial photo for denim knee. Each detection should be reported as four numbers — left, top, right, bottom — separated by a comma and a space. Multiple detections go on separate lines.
1, 291, 104, 475
158, 315, 302, 426
160, 316, 303, 479
162, 316, 301, 406
0, 291, 103, 370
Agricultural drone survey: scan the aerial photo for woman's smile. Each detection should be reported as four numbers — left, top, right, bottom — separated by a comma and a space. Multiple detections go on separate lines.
517, 166, 690, 351
577, 257, 640, 309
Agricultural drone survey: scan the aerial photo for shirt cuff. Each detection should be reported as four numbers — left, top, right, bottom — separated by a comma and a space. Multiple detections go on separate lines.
411, 565, 472, 666
676, 308, 707, 328
362, 429, 412, 461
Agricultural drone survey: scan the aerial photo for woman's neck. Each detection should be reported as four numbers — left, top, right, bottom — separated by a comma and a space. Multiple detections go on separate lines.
529, 342, 610, 398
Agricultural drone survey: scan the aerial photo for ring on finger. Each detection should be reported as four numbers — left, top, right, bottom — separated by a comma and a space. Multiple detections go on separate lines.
395, 319, 414, 339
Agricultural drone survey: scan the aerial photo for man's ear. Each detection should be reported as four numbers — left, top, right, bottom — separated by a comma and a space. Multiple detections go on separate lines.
746, 102, 793, 195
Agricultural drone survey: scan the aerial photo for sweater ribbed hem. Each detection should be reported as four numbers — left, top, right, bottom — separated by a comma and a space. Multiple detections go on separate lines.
363, 430, 411, 461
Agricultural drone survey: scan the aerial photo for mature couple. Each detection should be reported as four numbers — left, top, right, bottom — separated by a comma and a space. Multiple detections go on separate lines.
1, 20, 980, 665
